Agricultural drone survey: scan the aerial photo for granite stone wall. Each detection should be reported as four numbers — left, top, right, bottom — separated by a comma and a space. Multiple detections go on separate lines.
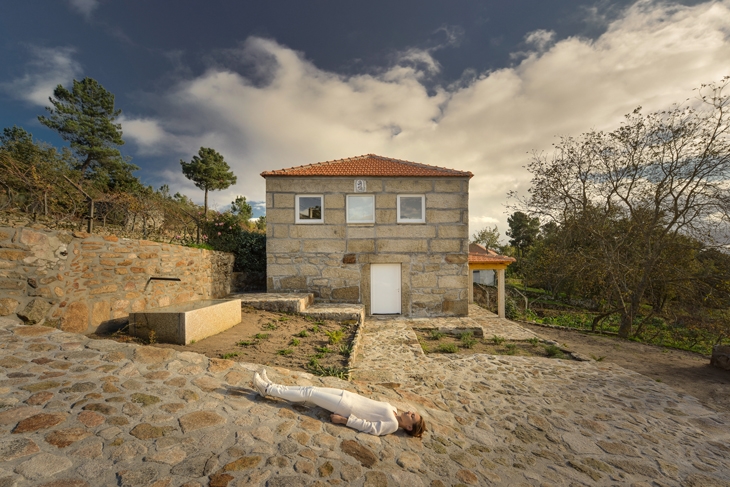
0, 226, 234, 334
265, 176, 470, 317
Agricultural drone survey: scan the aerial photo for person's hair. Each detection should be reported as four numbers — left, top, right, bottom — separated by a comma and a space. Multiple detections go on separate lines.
406, 416, 427, 438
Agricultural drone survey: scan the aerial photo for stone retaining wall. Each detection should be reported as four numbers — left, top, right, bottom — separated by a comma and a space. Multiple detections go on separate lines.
0, 226, 234, 334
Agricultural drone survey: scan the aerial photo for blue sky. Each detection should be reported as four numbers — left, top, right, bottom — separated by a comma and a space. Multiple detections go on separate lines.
1, 0, 728, 236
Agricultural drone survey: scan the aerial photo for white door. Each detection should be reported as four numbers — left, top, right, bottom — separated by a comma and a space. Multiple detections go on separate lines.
371, 264, 401, 314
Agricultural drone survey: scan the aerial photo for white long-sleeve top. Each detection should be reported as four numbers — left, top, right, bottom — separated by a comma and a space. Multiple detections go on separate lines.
337, 391, 399, 436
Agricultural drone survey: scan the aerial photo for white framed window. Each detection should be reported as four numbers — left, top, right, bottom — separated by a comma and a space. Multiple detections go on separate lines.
346, 195, 375, 223
296, 195, 324, 224
397, 194, 425, 223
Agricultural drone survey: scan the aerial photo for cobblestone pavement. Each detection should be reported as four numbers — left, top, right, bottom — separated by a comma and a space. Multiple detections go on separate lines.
2, 311, 730, 487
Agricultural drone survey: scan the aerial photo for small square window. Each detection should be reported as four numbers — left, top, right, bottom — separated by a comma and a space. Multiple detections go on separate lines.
397, 195, 425, 223
347, 195, 374, 223
296, 195, 324, 224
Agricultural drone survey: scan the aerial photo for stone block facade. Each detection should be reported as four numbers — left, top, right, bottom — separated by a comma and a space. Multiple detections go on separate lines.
0, 226, 234, 334
265, 176, 470, 317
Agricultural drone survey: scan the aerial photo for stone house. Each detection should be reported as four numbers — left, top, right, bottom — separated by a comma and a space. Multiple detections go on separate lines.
261, 154, 473, 317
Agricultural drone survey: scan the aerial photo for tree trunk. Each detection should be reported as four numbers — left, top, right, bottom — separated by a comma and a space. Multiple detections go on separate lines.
204, 188, 209, 219
618, 313, 632, 338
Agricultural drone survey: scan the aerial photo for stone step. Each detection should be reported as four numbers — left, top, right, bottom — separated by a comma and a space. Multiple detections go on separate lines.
230, 292, 314, 313
229, 292, 365, 324
301, 303, 365, 324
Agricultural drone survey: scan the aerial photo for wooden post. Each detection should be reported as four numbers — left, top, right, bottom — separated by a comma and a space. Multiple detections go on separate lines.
88, 200, 94, 233
469, 270, 474, 303
497, 268, 506, 319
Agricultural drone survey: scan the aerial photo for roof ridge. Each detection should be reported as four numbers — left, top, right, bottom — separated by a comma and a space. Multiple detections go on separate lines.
261, 154, 473, 178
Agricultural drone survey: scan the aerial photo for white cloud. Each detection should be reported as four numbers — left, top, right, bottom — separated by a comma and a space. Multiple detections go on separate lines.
525, 29, 556, 51
121, 0, 730, 237
68, 0, 99, 19
0, 46, 82, 106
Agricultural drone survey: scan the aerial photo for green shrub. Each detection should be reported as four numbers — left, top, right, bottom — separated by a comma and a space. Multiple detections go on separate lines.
315, 346, 332, 354
429, 330, 445, 340
277, 349, 293, 356
505, 343, 517, 355
263, 323, 277, 330
236, 340, 252, 346
254, 333, 269, 340
505, 297, 519, 320
528, 337, 540, 346
437, 343, 459, 353
290, 338, 300, 346
220, 352, 238, 359
325, 330, 344, 344
339, 343, 353, 357
460, 331, 476, 349
297, 330, 309, 337
492, 335, 506, 345
544, 345, 566, 359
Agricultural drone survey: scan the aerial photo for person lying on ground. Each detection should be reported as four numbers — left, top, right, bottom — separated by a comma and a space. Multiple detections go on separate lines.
252, 370, 426, 437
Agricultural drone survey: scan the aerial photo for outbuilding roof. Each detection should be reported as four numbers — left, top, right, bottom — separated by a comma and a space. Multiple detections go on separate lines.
260, 154, 473, 178
468, 243, 516, 264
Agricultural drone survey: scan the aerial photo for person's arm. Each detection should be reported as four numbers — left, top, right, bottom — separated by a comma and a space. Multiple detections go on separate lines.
341, 414, 398, 436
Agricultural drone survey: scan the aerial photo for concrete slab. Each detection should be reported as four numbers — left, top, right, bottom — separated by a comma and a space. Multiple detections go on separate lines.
129, 299, 241, 345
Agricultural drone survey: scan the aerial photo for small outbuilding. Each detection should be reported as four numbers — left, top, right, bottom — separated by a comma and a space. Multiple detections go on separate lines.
468, 243, 516, 318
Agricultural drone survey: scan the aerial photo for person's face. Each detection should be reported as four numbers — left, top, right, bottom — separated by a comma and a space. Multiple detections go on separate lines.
402, 411, 421, 431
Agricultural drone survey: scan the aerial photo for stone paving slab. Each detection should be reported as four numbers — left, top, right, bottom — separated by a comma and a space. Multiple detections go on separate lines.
370, 304, 539, 341
1, 314, 730, 487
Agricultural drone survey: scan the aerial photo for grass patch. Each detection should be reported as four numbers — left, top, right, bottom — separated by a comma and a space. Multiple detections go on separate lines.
290, 338, 300, 346
505, 343, 517, 355
254, 333, 269, 340
492, 335, 506, 345
297, 330, 309, 338
308, 363, 349, 380
277, 349, 293, 356
236, 340, 253, 347
220, 352, 239, 359
315, 345, 333, 354
262, 323, 277, 330
338, 343, 353, 357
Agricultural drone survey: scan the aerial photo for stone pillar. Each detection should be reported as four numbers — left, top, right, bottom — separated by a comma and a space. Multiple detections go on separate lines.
469, 270, 474, 304
497, 268, 505, 319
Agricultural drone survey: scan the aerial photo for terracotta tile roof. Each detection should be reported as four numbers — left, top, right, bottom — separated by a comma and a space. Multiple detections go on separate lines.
261, 154, 473, 178
468, 243, 516, 264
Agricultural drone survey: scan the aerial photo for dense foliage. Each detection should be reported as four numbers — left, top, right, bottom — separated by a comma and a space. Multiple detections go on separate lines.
1, 78, 266, 280
511, 78, 730, 342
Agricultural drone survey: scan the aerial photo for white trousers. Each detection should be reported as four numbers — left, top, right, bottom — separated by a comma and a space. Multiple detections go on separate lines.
266, 384, 347, 416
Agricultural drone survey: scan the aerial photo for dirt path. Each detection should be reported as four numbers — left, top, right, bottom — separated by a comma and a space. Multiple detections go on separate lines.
521, 322, 730, 414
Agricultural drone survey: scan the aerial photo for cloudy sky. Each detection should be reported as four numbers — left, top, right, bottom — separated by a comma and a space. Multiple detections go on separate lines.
1, 0, 729, 239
